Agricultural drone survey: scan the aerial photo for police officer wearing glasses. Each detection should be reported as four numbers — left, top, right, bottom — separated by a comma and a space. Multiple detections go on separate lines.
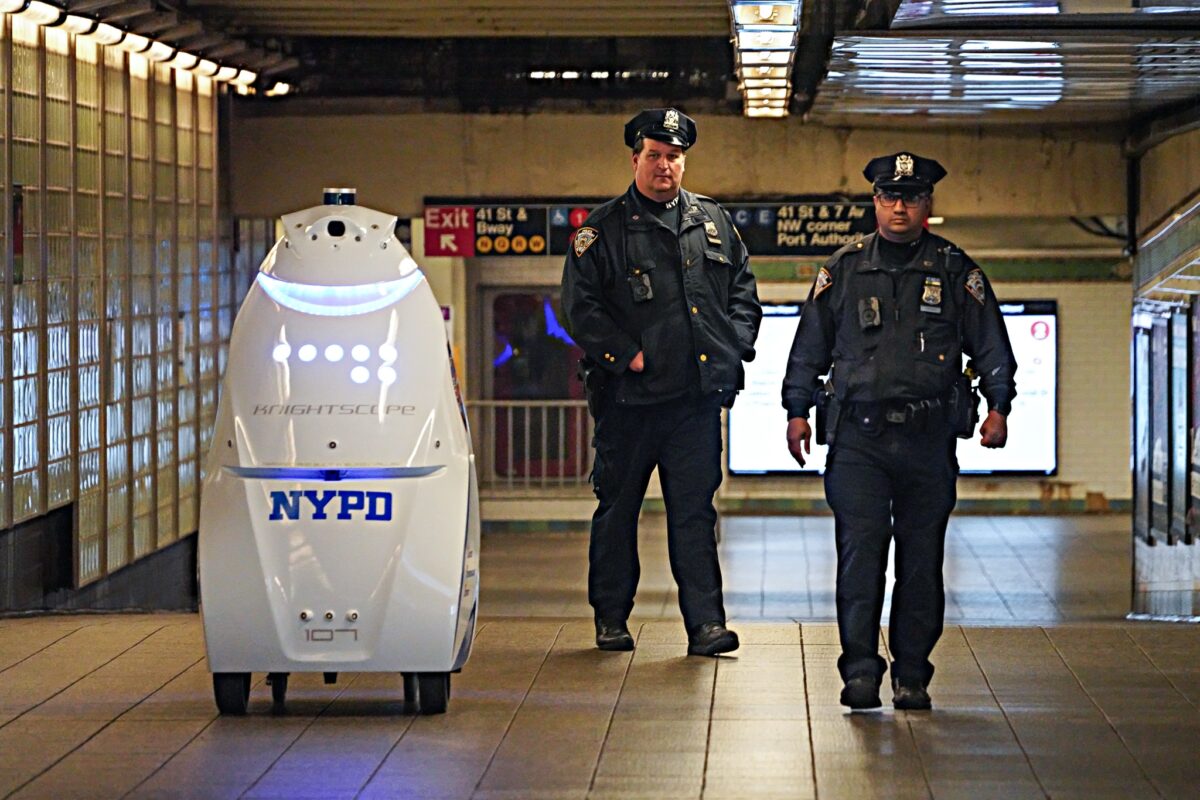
782, 152, 1016, 710
561, 108, 761, 657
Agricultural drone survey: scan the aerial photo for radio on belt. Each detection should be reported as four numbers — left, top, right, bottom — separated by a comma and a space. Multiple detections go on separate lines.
198, 188, 479, 715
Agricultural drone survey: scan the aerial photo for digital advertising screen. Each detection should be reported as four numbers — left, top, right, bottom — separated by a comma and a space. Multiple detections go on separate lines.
727, 300, 1058, 476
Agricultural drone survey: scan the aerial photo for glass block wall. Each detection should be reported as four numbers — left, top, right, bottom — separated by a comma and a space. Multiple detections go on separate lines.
0, 16, 270, 587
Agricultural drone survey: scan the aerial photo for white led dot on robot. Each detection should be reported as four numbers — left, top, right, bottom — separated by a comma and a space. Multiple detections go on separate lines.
351, 366, 370, 383
298, 344, 317, 362
379, 344, 398, 363
352, 344, 370, 362
325, 344, 344, 362
272, 344, 291, 362
378, 366, 397, 386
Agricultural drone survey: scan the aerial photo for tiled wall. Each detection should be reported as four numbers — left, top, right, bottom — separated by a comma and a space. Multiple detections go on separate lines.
0, 16, 267, 589
996, 281, 1131, 504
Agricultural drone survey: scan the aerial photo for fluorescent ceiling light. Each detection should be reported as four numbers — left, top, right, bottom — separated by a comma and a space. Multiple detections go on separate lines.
118, 32, 150, 53
58, 15, 96, 35
735, 28, 796, 50
944, 2, 1056, 14
745, 106, 787, 118
741, 78, 789, 88
738, 49, 792, 65
214, 65, 239, 81
962, 39, 1057, 51
169, 51, 199, 70
234, 69, 257, 86
89, 23, 124, 46
731, 3, 799, 26
17, 1, 62, 25
740, 65, 789, 79
730, 2, 799, 119
0, 0, 25, 12
193, 59, 219, 76
146, 41, 174, 62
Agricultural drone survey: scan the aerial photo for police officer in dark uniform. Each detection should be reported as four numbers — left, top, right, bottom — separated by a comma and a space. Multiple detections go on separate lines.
782, 152, 1016, 710
561, 108, 761, 656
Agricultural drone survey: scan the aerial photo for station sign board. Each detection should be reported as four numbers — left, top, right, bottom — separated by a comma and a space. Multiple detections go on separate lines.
725, 197, 876, 256
423, 196, 877, 258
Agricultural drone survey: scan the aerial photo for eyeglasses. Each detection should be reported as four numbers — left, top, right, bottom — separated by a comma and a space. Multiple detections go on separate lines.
875, 191, 930, 208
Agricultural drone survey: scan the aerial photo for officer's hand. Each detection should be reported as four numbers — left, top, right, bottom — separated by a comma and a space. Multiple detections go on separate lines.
980, 409, 1008, 448
787, 417, 812, 466
629, 351, 645, 372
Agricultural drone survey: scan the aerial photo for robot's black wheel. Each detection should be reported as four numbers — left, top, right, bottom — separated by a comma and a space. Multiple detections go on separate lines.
417, 672, 450, 715
213, 672, 251, 715
402, 672, 418, 707
268, 672, 289, 708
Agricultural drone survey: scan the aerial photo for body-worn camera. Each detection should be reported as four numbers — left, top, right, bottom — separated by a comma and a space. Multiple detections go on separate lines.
629, 272, 654, 303
858, 297, 881, 329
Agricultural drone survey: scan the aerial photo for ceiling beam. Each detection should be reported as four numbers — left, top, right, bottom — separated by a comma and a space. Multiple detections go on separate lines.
96, 0, 154, 22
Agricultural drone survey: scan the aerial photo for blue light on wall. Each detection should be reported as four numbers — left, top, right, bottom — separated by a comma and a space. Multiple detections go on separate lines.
543, 298, 576, 346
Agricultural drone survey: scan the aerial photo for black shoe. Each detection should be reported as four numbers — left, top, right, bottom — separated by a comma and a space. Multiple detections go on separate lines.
687, 622, 739, 657
595, 619, 634, 651
892, 678, 932, 711
840, 675, 882, 710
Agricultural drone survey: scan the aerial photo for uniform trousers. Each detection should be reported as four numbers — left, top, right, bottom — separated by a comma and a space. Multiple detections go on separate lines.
588, 393, 726, 633
824, 412, 958, 686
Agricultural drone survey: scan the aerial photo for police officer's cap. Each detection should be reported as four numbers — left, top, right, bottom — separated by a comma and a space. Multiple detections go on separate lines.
863, 152, 947, 192
624, 108, 697, 150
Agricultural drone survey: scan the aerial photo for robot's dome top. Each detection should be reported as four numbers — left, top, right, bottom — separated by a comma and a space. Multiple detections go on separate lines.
262, 202, 419, 287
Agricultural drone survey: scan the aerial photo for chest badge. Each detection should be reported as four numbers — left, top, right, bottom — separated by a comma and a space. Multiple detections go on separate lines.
921, 276, 942, 310
703, 220, 721, 245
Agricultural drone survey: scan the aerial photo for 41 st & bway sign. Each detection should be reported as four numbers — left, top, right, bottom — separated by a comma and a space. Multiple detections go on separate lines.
422, 196, 877, 258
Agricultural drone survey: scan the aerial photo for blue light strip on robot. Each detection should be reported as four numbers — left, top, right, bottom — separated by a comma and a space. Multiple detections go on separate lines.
257, 272, 425, 316
224, 465, 443, 481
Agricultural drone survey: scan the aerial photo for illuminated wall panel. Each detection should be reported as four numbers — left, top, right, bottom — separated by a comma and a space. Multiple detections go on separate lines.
0, 14, 270, 589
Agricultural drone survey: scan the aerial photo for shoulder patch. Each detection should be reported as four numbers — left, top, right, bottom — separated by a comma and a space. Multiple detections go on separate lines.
813, 267, 834, 299
965, 268, 986, 305
573, 227, 599, 257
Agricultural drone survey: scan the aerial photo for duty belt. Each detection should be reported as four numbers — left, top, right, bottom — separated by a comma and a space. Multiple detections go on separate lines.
850, 396, 944, 428
885, 397, 942, 424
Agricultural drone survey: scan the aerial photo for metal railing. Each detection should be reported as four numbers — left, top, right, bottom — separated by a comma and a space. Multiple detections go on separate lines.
466, 400, 593, 490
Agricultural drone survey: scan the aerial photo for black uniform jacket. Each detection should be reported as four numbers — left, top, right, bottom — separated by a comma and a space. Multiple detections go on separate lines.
561, 184, 762, 406
782, 231, 1016, 419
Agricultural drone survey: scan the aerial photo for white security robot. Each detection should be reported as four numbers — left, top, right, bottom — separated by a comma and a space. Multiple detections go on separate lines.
198, 189, 479, 715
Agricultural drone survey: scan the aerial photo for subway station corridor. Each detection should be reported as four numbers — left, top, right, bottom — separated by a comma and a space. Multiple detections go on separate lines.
4, 514, 1200, 800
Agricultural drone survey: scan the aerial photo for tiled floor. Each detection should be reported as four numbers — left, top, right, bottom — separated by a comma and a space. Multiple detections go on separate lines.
4, 514, 1199, 800
484, 514, 1131, 623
